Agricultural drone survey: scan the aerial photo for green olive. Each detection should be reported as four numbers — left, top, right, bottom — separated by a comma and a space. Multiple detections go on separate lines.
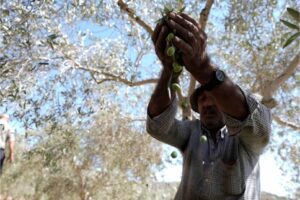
167, 33, 175, 42
181, 101, 189, 109
172, 62, 183, 73
200, 135, 207, 144
170, 151, 177, 158
171, 83, 181, 92
167, 46, 175, 56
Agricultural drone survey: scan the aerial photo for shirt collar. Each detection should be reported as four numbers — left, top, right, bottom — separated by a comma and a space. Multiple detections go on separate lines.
201, 123, 227, 141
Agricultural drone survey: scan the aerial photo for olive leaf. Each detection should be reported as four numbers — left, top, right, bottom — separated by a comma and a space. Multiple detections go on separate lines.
155, 18, 163, 24
287, 8, 300, 22
3, 9, 9, 16
280, 19, 299, 30
178, 6, 186, 13
48, 34, 58, 40
283, 32, 300, 48
280, 8, 300, 48
280, 32, 292, 45
164, 5, 174, 14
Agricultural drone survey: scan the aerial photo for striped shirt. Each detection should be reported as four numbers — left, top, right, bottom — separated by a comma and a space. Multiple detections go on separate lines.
146, 90, 271, 200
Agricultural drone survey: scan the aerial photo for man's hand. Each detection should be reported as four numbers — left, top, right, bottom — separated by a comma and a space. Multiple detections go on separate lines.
152, 22, 174, 72
166, 13, 211, 76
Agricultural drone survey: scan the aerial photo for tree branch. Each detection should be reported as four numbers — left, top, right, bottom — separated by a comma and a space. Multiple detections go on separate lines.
262, 53, 300, 105
187, 0, 214, 99
134, 50, 145, 68
185, 0, 214, 119
74, 64, 158, 87
273, 114, 300, 131
117, 0, 215, 118
100, 72, 158, 86
129, 118, 146, 122
117, 0, 153, 35
199, 0, 214, 30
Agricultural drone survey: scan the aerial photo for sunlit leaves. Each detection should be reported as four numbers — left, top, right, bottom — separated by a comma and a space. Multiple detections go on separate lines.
283, 32, 300, 48
281, 7, 300, 48
287, 8, 300, 22
0, 109, 163, 199
280, 19, 299, 30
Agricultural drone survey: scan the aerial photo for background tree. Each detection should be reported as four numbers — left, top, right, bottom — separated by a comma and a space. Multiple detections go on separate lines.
1, 106, 163, 200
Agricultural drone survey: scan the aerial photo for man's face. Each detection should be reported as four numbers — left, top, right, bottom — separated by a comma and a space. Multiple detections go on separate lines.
197, 92, 225, 131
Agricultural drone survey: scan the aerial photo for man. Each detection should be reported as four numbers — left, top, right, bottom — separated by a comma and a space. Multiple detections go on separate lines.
146, 12, 271, 200
0, 114, 15, 174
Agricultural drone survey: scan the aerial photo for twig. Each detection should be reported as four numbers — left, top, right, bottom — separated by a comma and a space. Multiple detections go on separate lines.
187, 0, 215, 99
74, 63, 158, 87
117, 0, 153, 35
199, 0, 214, 30
273, 114, 300, 131
262, 53, 300, 100
186, 0, 215, 119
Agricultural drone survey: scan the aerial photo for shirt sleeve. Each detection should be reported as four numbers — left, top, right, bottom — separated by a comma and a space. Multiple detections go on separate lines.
146, 98, 192, 152
224, 88, 271, 155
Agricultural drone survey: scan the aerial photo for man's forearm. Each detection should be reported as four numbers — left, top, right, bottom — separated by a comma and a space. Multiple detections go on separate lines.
192, 61, 249, 120
9, 141, 15, 161
148, 69, 173, 118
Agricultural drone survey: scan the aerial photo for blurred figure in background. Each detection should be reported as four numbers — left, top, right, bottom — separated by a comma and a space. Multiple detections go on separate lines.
0, 114, 15, 174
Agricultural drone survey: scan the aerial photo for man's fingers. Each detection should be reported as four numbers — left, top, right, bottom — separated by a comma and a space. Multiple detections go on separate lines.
155, 26, 169, 55
179, 13, 199, 28
152, 22, 164, 43
167, 19, 195, 44
179, 13, 207, 41
173, 36, 193, 55
178, 13, 207, 48
169, 13, 199, 37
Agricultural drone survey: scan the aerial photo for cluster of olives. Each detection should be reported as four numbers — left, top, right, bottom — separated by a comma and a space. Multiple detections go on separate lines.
158, 6, 185, 94
159, 7, 208, 160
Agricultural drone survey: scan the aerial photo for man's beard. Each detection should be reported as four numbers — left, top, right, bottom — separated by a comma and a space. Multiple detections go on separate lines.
201, 106, 225, 132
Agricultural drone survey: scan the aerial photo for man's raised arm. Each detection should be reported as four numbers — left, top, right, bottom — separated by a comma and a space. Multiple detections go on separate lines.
167, 12, 271, 154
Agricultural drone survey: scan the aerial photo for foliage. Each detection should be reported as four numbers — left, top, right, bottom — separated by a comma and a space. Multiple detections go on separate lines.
280, 8, 300, 48
0, 108, 163, 199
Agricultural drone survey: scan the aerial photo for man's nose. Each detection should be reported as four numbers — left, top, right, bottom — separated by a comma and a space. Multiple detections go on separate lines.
202, 98, 214, 107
